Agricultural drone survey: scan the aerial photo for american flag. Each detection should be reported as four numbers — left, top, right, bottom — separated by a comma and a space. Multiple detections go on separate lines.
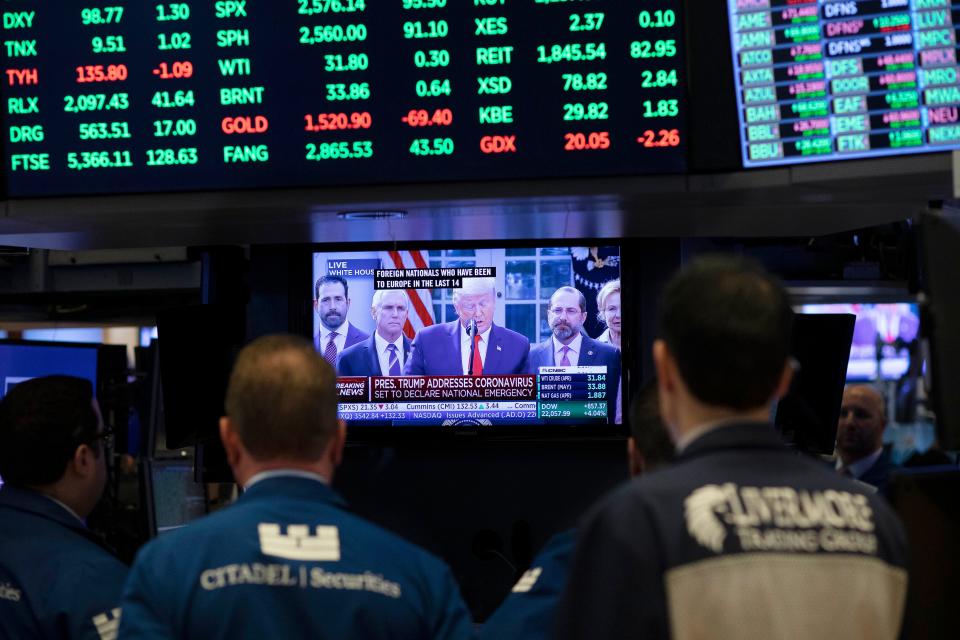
379, 250, 435, 338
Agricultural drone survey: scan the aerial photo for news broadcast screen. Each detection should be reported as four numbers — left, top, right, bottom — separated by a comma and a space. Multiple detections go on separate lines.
798, 303, 920, 381
312, 247, 622, 427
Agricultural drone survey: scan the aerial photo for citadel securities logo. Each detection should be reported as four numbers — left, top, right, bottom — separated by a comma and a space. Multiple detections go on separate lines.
258, 523, 341, 561
92, 607, 121, 640
684, 483, 879, 555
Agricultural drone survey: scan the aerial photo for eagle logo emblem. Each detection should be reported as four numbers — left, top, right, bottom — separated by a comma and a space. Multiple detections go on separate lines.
684, 483, 736, 553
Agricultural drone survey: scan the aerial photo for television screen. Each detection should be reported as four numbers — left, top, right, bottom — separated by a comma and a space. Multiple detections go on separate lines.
727, 0, 960, 167
312, 246, 623, 428
797, 303, 920, 380
2, 2, 686, 197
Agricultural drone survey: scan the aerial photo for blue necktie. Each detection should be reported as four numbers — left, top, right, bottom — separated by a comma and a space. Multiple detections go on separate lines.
387, 343, 402, 376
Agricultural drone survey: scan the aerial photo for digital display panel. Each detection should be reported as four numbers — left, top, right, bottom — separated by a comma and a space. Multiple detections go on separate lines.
728, 0, 960, 167
312, 246, 622, 427
798, 303, 920, 380
1, 1, 686, 197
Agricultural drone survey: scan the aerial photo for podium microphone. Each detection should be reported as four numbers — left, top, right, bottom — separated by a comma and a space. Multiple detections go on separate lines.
467, 319, 478, 375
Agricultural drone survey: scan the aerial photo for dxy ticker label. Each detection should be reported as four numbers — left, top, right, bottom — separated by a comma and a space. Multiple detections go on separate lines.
1, 1, 686, 196
729, 0, 960, 167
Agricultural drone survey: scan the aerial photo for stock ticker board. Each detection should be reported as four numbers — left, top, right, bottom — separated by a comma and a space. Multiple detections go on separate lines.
730, 0, 960, 167
0, 1, 687, 197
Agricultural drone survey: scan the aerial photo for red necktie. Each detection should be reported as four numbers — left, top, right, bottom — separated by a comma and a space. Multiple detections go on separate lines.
471, 333, 483, 376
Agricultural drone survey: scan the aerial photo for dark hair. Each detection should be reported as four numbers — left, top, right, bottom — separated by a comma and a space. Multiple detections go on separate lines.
629, 379, 674, 471
225, 334, 339, 461
550, 286, 587, 312
0, 376, 100, 486
314, 275, 349, 301
658, 254, 793, 411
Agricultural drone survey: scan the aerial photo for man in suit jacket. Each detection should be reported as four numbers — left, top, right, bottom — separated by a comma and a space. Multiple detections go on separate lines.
836, 384, 897, 493
313, 275, 369, 368
529, 286, 621, 422
405, 277, 529, 375
337, 290, 413, 377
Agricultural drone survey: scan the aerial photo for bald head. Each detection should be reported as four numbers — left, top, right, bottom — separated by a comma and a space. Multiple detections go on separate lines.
224, 334, 339, 461
836, 384, 886, 465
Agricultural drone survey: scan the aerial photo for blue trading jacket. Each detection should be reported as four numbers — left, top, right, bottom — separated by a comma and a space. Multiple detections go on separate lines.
0, 485, 128, 640
555, 422, 910, 640
119, 475, 474, 640
479, 529, 575, 640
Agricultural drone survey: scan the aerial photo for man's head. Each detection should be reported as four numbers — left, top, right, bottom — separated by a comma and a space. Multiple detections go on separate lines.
371, 289, 409, 342
220, 334, 345, 485
654, 255, 794, 438
548, 286, 588, 345
452, 277, 497, 334
0, 376, 107, 517
628, 379, 675, 477
597, 279, 621, 336
314, 275, 351, 332
836, 384, 886, 465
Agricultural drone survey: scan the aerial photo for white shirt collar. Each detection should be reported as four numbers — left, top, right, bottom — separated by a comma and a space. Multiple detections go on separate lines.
41, 494, 85, 525
244, 469, 329, 491
374, 331, 404, 353
552, 333, 583, 356
835, 447, 883, 478
320, 320, 348, 339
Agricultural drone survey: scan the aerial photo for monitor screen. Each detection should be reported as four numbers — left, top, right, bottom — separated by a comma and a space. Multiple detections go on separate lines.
3, 2, 686, 197
797, 303, 920, 380
312, 246, 623, 428
727, 0, 960, 167
146, 458, 206, 536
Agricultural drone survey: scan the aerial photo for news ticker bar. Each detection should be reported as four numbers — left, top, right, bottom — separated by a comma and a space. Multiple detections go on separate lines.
336, 368, 610, 403
337, 400, 607, 422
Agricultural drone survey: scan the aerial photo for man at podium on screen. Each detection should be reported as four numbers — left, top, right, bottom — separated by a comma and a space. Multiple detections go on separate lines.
337, 290, 412, 377
405, 277, 529, 376
529, 287, 621, 421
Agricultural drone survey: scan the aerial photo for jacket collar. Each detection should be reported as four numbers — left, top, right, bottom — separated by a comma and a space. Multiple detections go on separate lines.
676, 421, 787, 462
239, 474, 348, 510
0, 485, 110, 548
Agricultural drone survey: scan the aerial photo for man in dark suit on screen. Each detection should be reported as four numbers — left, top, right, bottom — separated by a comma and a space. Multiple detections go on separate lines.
529, 286, 621, 421
405, 277, 529, 376
313, 275, 368, 369
337, 290, 413, 377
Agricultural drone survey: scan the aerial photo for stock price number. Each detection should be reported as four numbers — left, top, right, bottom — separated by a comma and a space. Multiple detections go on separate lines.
324, 53, 369, 72
151, 90, 195, 108
156, 3, 191, 21
326, 82, 371, 101
587, 374, 605, 382
67, 150, 133, 170
403, 0, 446, 8
146, 147, 198, 166
630, 39, 677, 59
298, 0, 366, 14
409, 137, 454, 156
305, 141, 374, 160
638, 129, 680, 148
569, 12, 604, 31
638, 9, 676, 28
81, 6, 123, 25
587, 382, 607, 391
63, 92, 129, 113
415, 78, 451, 97
563, 102, 608, 121
78, 121, 131, 140
537, 42, 606, 64
91, 36, 126, 54
401, 108, 453, 126
562, 72, 607, 92
300, 24, 368, 44
403, 20, 449, 38
564, 131, 610, 151
153, 119, 197, 137
303, 112, 373, 131
641, 69, 678, 88
414, 49, 450, 68
642, 99, 679, 118
76, 64, 128, 83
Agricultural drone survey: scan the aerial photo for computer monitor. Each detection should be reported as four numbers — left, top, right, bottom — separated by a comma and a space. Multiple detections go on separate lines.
797, 303, 920, 381
310, 245, 624, 434
141, 457, 207, 538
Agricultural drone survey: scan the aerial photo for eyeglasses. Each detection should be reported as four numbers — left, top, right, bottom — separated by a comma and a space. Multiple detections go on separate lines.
550, 307, 583, 317
91, 428, 114, 450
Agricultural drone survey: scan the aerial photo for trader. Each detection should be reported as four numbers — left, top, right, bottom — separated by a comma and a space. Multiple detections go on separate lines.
405, 277, 529, 375
479, 381, 673, 640
0, 376, 127, 640
120, 335, 473, 639
314, 274, 369, 367
528, 286, 620, 422
555, 255, 909, 640
836, 384, 895, 493
337, 289, 412, 377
